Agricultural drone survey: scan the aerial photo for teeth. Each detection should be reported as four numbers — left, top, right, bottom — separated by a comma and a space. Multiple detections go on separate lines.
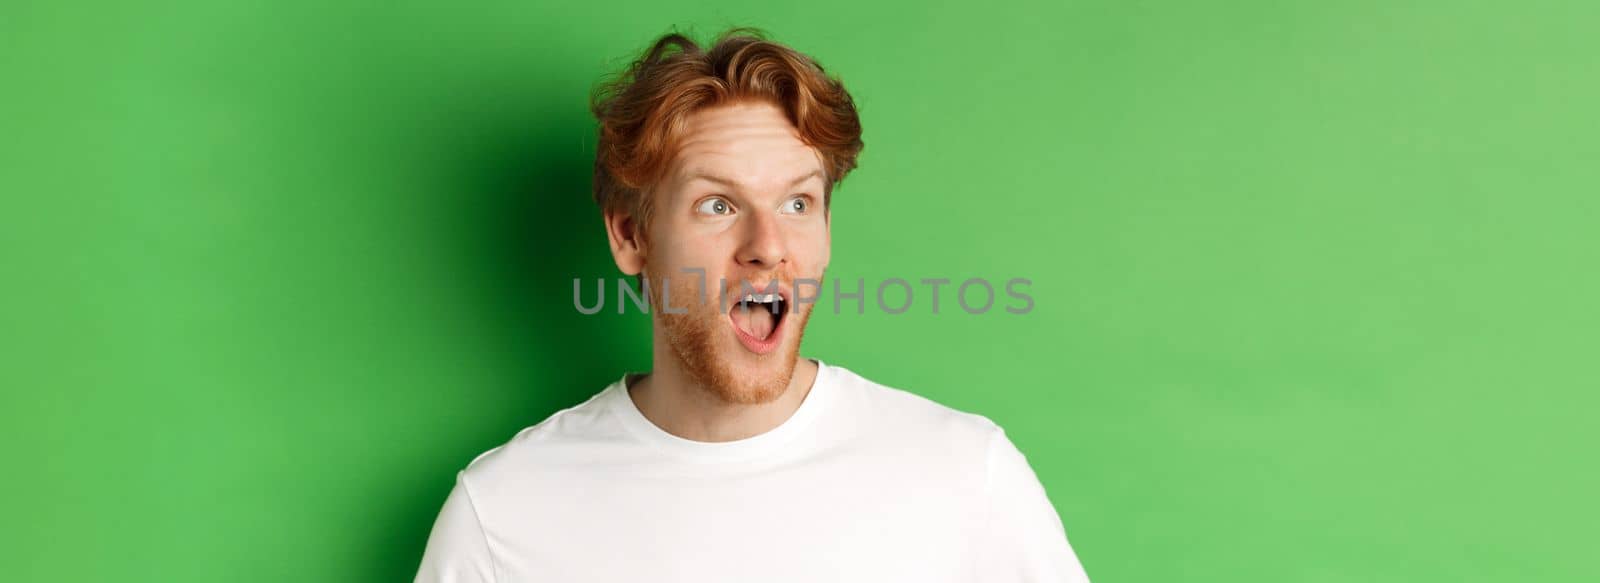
739, 293, 781, 303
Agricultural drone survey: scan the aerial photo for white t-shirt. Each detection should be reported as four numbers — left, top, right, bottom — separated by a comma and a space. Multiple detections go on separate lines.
415, 361, 1090, 582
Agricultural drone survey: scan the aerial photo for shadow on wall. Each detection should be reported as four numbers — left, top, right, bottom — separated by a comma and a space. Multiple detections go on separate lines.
373, 73, 641, 581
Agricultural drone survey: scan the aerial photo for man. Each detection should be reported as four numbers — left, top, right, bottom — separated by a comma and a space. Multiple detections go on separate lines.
415, 29, 1090, 582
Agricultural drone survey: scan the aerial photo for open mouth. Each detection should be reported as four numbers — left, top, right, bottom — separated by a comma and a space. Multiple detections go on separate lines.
729, 291, 787, 354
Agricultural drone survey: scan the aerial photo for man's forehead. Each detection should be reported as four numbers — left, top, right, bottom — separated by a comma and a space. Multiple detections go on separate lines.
667, 105, 825, 189
669, 154, 825, 190
684, 101, 796, 139
680, 100, 794, 134
677, 166, 825, 190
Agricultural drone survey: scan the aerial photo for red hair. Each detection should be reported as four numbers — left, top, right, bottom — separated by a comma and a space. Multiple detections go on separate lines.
590, 28, 864, 233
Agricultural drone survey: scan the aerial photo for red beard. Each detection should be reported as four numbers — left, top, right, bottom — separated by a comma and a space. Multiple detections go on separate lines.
646, 269, 815, 405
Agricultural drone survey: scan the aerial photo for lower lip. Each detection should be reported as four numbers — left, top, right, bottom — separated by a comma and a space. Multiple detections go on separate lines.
729, 306, 784, 355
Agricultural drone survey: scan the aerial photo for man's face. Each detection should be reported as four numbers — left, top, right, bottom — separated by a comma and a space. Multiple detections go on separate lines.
628, 101, 831, 404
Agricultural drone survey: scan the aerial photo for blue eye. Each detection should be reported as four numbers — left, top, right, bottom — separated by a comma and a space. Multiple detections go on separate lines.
696, 198, 733, 215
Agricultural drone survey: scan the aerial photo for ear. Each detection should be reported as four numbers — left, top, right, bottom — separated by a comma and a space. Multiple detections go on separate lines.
604, 208, 646, 276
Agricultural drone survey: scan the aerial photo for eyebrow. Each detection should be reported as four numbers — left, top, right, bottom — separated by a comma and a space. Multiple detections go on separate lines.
684, 169, 824, 190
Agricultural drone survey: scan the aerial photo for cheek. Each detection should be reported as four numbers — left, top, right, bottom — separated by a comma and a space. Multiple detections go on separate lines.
648, 227, 732, 272
791, 224, 831, 273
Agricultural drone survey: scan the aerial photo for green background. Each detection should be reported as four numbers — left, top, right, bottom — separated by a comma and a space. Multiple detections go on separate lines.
4, 1, 1596, 581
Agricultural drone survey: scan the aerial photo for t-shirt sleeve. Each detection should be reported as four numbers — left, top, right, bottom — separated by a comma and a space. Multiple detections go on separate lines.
980, 425, 1092, 582
414, 471, 499, 583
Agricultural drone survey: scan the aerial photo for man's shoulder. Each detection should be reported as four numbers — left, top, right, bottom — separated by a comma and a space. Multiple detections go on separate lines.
455, 383, 625, 486
823, 363, 1012, 494
825, 363, 1005, 448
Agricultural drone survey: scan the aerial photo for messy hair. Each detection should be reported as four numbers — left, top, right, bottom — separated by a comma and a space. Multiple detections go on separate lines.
590, 28, 864, 236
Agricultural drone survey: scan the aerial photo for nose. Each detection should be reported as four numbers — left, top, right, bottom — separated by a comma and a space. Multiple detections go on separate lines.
735, 210, 787, 269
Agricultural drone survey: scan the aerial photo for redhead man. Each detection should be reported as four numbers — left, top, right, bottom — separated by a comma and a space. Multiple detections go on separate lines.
415, 29, 1090, 582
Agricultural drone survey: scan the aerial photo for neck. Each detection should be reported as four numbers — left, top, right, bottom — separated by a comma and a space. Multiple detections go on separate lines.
628, 349, 819, 443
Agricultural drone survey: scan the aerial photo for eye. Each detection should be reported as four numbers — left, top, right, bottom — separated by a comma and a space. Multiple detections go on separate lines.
780, 195, 810, 215
695, 197, 734, 216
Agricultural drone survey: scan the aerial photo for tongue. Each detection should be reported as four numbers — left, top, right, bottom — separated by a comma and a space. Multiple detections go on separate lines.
734, 303, 776, 340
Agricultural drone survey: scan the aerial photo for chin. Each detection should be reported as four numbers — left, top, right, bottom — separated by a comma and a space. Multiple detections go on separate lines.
652, 269, 816, 406
659, 301, 813, 406
711, 344, 800, 405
